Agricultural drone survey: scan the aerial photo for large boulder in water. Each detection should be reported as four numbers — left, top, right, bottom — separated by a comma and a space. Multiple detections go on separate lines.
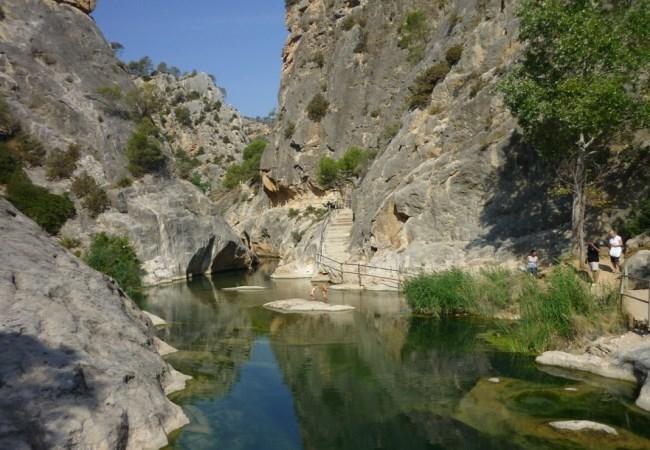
625, 250, 650, 290
0, 198, 189, 449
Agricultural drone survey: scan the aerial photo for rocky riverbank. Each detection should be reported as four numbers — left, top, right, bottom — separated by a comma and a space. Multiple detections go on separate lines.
0, 198, 190, 449
537, 332, 650, 412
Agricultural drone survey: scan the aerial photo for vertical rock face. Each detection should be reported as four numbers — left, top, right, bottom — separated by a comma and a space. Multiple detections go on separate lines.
0, 198, 189, 449
257, 0, 571, 272
0, 0, 253, 283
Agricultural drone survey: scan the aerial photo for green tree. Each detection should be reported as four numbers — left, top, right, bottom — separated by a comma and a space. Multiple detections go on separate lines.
126, 118, 166, 177
317, 156, 340, 188
222, 139, 267, 189
85, 233, 145, 303
500, 0, 650, 259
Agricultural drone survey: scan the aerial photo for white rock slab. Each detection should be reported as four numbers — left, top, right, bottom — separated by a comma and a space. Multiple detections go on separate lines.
549, 420, 618, 436
154, 337, 179, 356
536, 351, 636, 383
264, 299, 355, 313
222, 286, 268, 292
143, 310, 167, 327
164, 368, 193, 396
488, 377, 501, 383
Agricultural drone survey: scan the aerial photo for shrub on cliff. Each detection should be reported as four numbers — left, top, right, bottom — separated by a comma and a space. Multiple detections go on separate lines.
398, 10, 431, 63
407, 63, 450, 110
307, 94, 329, 122
317, 156, 339, 188
71, 172, 110, 218
7, 132, 46, 166
174, 106, 192, 127
317, 147, 374, 188
6, 169, 75, 234
85, 233, 145, 303
445, 45, 463, 66
222, 139, 267, 189
0, 142, 18, 183
45, 144, 81, 180
126, 118, 166, 177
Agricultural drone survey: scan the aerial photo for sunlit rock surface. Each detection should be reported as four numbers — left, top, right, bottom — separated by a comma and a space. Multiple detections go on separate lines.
0, 198, 188, 450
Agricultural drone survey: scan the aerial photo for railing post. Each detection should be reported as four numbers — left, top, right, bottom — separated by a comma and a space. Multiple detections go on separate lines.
357, 264, 361, 286
620, 265, 628, 311
647, 280, 650, 331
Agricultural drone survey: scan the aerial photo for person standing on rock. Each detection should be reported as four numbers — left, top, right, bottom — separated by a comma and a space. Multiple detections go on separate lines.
608, 230, 624, 273
527, 250, 539, 277
586, 240, 600, 284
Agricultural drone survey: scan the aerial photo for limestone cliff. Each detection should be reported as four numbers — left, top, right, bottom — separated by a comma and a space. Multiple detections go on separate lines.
250, 0, 643, 275
0, 0, 253, 284
0, 198, 189, 449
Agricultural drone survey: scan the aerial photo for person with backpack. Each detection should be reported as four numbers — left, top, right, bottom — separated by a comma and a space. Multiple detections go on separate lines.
586, 240, 600, 284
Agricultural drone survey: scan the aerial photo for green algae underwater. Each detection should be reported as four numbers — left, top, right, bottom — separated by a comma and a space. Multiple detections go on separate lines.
142, 268, 650, 450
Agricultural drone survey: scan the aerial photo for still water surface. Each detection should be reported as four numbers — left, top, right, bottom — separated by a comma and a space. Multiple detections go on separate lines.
143, 266, 650, 450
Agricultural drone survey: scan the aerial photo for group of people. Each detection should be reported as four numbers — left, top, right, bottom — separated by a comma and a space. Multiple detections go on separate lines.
527, 230, 624, 282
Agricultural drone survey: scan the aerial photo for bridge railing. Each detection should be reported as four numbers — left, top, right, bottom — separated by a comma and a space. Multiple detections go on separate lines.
620, 265, 650, 329
316, 253, 419, 289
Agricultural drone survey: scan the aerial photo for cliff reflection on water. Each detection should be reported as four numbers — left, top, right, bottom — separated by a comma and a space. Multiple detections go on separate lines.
145, 267, 650, 450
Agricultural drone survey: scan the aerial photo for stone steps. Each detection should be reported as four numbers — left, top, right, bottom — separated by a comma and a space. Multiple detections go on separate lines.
320, 208, 355, 284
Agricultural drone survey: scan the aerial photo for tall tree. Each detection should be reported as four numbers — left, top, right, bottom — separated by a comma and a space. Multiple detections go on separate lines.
500, 0, 650, 260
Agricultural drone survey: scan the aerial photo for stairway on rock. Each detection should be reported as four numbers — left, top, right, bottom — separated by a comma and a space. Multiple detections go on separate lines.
320, 208, 353, 282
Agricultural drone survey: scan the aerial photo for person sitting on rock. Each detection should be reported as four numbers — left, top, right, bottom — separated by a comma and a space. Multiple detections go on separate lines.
527, 249, 539, 277
586, 240, 600, 284
310, 282, 329, 301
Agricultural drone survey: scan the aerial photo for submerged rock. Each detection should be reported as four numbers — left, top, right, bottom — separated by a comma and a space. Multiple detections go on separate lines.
535, 351, 636, 383
549, 420, 618, 435
264, 299, 355, 313
0, 199, 189, 450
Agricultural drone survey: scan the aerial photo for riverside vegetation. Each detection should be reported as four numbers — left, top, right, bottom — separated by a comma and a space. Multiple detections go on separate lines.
404, 266, 622, 353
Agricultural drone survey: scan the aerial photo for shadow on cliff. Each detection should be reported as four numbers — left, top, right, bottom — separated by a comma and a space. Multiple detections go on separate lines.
467, 132, 571, 259
0, 332, 106, 449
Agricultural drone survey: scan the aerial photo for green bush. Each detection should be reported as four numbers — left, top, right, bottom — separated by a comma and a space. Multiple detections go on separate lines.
398, 10, 431, 63
83, 185, 110, 218
7, 170, 75, 235
190, 172, 209, 193
116, 176, 133, 188
126, 119, 166, 177
174, 106, 192, 127
307, 94, 329, 122
70, 172, 95, 197
85, 233, 145, 303
222, 139, 267, 189
7, 132, 46, 166
407, 63, 451, 110
317, 156, 340, 188
288, 208, 300, 218
174, 149, 200, 179
125, 84, 163, 119
445, 44, 463, 66
59, 236, 81, 249
0, 142, 18, 183
382, 124, 401, 143
45, 144, 81, 180
291, 230, 304, 244
620, 199, 650, 238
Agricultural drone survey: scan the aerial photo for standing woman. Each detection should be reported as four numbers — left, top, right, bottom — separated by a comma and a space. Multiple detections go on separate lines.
608, 230, 624, 273
586, 240, 600, 284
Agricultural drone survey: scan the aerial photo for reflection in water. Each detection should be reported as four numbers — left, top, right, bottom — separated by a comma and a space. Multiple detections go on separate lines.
147, 270, 650, 450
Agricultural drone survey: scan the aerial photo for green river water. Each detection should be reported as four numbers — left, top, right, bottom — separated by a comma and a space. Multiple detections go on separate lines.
143, 265, 650, 450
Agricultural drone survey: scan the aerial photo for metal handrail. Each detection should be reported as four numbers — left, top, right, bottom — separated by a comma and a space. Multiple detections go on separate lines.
317, 253, 418, 287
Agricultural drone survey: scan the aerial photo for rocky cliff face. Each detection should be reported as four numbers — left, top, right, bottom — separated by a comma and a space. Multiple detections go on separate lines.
0, 198, 189, 449
0, 0, 253, 284
250, 0, 571, 273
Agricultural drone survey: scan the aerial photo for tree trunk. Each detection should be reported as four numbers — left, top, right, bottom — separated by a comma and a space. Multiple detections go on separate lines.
571, 139, 589, 263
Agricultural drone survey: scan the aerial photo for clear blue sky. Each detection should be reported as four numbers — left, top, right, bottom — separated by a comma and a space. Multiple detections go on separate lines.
92, 0, 287, 117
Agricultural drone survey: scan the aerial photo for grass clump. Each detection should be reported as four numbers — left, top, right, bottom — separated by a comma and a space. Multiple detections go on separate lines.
407, 63, 451, 110
222, 138, 267, 189
6, 170, 76, 234
174, 149, 200, 180
45, 144, 81, 180
0, 142, 19, 183
174, 106, 192, 127
405, 266, 624, 353
126, 119, 166, 177
398, 10, 431, 64
85, 233, 145, 303
307, 94, 329, 122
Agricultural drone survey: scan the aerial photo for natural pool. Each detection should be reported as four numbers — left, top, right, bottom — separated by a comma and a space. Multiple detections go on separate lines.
144, 265, 650, 450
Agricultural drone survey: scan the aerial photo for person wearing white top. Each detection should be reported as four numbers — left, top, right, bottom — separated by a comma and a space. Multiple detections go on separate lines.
608, 230, 623, 273
527, 249, 539, 277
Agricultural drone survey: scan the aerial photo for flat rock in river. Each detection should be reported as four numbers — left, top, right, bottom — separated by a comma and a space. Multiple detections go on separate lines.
264, 299, 355, 313
549, 420, 618, 436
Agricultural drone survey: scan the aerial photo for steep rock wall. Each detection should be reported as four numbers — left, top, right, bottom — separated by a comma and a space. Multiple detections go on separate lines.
0, 0, 253, 283
258, 0, 570, 272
